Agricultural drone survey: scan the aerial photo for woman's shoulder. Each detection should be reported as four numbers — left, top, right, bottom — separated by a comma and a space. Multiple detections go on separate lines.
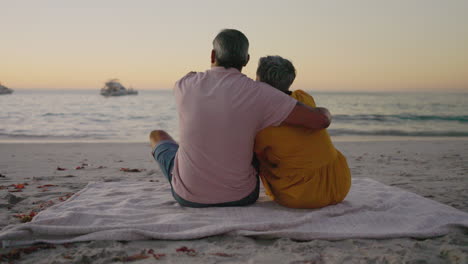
291, 90, 316, 107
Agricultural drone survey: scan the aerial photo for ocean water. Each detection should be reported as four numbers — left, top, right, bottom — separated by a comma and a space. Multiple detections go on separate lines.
0, 89, 467, 142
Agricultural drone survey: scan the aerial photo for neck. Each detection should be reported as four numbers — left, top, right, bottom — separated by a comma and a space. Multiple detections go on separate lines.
212, 62, 242, 72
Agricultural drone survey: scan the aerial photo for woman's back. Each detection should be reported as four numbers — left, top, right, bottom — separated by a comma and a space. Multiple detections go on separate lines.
255, 90, 351, 208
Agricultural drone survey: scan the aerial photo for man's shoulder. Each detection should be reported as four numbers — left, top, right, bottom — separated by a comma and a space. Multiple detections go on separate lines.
177, 71, 198, 83
174, 71, 204, 91
252, 80, 286, 95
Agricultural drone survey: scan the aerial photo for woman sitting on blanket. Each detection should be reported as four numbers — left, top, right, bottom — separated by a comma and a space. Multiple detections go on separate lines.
254, 56, 351, 209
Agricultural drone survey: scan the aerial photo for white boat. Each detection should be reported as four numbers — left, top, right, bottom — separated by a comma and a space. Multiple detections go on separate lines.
100, 79, 138, 97
0, 82, 13, 95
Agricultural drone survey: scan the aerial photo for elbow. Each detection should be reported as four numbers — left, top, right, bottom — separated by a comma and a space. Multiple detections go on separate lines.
320, 108, 332, 129
322, 116, 331, 129
306, 113, 330, 131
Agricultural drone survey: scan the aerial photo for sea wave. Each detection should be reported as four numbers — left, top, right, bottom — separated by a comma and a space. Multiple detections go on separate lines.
0, 132, 108, 139
328, 129, 468, 137
2, 129, 467, 140
42, 112, 84, 117
2, 91, 467, 142
333, 114, 468, 123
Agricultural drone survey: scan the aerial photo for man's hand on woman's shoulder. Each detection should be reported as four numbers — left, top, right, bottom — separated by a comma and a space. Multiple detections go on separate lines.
281, 102, 331, 131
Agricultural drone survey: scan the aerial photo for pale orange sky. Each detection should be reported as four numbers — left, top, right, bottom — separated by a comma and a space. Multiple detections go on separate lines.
1, 0, 468, 91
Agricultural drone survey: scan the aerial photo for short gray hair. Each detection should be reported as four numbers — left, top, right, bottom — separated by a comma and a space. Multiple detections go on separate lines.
256, 56, 296, 92
213, 29, 249, 69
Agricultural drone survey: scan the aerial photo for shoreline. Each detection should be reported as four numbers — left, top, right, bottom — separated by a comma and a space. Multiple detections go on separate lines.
1, 135, 467, 144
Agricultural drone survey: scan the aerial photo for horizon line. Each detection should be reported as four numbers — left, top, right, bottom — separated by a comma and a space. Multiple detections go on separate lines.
8, 87, 468, 94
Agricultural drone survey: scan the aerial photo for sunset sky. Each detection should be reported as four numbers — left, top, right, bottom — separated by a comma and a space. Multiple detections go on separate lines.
1, 0, 467, 91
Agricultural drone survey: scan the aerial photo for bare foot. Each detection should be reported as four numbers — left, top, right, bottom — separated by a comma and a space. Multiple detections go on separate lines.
149, 130, 175, 149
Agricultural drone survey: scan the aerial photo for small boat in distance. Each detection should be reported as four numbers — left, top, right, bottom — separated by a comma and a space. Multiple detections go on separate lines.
100, 79, 138, 97
0, 82, 13, 95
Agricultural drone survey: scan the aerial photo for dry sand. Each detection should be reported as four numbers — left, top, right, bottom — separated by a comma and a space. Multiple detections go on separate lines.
0, 140, 467, 263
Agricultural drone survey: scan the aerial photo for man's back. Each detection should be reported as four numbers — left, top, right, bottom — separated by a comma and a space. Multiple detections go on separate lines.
172, 66, 297, 204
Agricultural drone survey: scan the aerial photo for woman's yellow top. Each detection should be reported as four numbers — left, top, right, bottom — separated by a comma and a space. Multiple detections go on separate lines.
254, 90, 351, 209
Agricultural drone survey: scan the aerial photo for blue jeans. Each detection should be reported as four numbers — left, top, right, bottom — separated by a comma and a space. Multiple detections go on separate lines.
152, 140, 259, 208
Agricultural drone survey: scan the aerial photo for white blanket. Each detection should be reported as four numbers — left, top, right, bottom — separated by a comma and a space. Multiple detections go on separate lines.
1, 178, 467, 247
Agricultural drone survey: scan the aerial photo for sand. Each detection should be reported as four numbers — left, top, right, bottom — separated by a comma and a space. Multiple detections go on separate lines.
0, 140, 467, 263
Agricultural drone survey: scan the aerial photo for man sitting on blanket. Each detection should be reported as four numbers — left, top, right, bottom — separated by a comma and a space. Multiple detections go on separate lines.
149, 29, 331, 207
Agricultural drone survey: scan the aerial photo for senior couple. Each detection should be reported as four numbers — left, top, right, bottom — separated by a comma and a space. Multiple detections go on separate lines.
150, 29, 351, 209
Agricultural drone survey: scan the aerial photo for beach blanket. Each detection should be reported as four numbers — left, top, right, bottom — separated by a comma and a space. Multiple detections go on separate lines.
1, 178, 467, 247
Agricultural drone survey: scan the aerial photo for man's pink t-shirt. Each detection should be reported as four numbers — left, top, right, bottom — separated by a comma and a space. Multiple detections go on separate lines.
172, 66, 297, 204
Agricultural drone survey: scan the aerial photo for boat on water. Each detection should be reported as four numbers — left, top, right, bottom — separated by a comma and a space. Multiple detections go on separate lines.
0, 82, 13, 95
100, 79, 138, 96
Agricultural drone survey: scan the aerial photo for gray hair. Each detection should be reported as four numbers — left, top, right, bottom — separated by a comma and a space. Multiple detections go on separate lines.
256, 56, 296, 92
213, 29, 249, 69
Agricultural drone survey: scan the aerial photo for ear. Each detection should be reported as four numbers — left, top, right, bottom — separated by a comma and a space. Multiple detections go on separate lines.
244, 54, 250, 66
211, 50, 216, 64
